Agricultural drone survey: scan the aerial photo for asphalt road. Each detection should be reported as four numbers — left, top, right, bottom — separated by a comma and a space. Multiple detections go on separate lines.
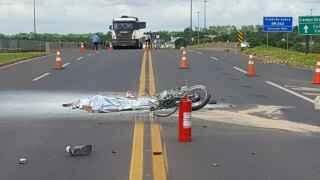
1, 47, 320, 179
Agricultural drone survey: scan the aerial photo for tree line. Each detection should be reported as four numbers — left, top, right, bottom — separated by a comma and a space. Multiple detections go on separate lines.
1, 25, 319, 53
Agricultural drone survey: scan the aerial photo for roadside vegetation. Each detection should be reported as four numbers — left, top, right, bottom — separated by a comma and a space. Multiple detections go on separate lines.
0, 52, 45, 65
244, 46, 319, 68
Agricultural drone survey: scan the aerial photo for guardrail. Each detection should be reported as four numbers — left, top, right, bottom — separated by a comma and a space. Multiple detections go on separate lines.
0, 39, 81, 53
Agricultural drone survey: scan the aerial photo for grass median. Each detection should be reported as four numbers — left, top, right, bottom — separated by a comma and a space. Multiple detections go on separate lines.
244, 46, 320, 69
0, 52, 45, 66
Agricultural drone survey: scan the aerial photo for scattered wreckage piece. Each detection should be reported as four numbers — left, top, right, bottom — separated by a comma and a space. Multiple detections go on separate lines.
66, 144, 93, 157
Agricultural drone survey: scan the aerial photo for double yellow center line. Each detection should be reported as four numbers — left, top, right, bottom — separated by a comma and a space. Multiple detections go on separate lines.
129, 49, 168, 180
138, 49, 156, 97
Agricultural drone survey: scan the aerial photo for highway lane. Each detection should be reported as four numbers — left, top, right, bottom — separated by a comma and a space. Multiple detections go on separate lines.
30, 49, 142, 92
153, 48, 320, 179
0, 48, 145, 180
0, 116, 134, 180
0, 49, 83, 90
153, 48, 320, 125
0, 49, 143, 92
161, 117, 320, 180
198, 49, 317, 99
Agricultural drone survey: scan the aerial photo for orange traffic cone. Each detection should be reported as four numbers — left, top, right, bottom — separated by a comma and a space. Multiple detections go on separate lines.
80, 42, 85, 53
108, 43, 113, 52
54, 50, 64, 70
313, 60, 320, 84
247, 55, 256, 77
179, 50, 189, 69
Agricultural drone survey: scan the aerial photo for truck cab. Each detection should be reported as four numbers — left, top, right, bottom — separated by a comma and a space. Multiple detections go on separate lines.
109, 16, 146, 49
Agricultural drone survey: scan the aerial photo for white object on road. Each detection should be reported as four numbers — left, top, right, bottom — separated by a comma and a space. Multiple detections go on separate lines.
314, 96, 320, 110
18, 157, 28, 164
66, 144, 93, 156
77, 57, 84, 61
66, 95, 157, 113
62, 63, 70, 68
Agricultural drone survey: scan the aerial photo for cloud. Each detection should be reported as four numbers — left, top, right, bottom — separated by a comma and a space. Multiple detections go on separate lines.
0, 0, 318, 33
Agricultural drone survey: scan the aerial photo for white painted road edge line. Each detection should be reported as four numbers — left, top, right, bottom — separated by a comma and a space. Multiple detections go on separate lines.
32, 72, 51, 82
265, 81, 315, 104
62, 63, 71, 68
77, 57, 84, 61
210, 56, 219, 61
233, 66, 247, 74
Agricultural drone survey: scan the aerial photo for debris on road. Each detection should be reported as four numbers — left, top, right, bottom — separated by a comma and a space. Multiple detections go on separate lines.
251, 152, 257, 156
112, 150, 117, 154
18, 157, 28, 165
66, 144, 93, 156
63, 95, 157, 113
211, 163, 221, 167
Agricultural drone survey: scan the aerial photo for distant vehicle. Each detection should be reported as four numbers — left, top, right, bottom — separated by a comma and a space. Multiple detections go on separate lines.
109, 16, 146, 49
240, 41, 250, 48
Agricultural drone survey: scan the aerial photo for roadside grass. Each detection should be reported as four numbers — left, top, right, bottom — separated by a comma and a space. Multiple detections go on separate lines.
244, 46, 319, 68
0, 52, 45, 65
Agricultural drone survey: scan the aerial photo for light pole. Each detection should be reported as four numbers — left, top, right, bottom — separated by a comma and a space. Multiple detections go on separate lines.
197, 11, 200, 44
203, 0, 208, 30
310, 8, 313, 51
33, 0, 37, 34
190, 0, 193, 31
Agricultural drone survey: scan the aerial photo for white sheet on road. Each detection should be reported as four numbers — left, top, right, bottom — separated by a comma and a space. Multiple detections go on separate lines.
69, 95, 157, 113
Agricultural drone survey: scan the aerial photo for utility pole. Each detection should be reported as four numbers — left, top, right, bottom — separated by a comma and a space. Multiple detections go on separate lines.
33, 0, 37, 34
190, 0, 193, 31
197, 11, 200, 44
310, 8, 313, 52
204, 0, 208, 30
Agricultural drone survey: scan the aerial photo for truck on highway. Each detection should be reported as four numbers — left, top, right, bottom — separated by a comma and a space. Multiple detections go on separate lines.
109, 16, 146, 49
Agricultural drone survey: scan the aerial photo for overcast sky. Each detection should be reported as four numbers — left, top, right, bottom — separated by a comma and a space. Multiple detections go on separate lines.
0, 0, 318, 34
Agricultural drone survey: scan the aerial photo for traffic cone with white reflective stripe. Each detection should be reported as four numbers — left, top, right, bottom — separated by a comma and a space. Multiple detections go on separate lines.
108, 43, 113, 52
54, 50, 64, 70
80, 42, 85, 53
247, 55, 256, 77
313, 60, 320, 84
179, 49, 189, 69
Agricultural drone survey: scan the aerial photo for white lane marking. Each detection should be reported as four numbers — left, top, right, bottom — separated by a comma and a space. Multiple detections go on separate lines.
87, 53, 92, 56
302, 92, 320, 96
62, 63, 70, 68
233, 66, 247, 74
32, 72, 51, 82
291, 87, 320, 92
210, 56, 219, 61
196, 51, 203, 55
265, 81, 315, 104
0, 54, 54, 70
77, 57, 84, 61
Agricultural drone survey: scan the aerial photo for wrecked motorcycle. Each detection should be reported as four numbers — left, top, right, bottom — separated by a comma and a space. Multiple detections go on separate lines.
151, 85, 211, 117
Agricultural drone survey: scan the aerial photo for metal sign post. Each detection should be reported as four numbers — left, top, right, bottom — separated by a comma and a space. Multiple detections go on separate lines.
266, 32, 269, 48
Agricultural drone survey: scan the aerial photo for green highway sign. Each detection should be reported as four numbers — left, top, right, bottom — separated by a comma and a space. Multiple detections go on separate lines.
299, 16, 320, 35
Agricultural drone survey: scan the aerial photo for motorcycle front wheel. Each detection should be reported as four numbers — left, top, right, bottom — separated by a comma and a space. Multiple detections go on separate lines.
188, 85, 211, 111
